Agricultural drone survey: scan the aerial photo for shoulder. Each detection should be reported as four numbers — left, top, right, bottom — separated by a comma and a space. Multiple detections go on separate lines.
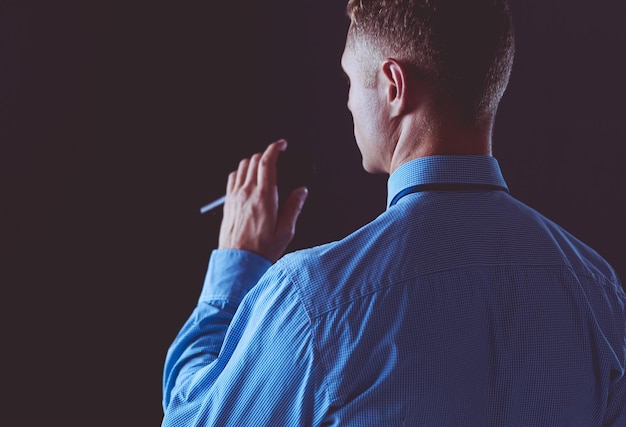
508, 195, 621, 286
270, 209, 410, 317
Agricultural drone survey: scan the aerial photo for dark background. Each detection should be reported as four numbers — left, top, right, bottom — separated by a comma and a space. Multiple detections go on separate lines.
2, 0, 624, 424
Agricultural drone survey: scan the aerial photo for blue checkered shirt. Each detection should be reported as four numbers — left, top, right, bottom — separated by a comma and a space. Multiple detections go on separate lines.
162, 155, 625, 426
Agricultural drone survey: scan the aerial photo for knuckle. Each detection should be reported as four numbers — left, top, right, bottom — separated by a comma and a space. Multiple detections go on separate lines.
259, 154, 271, 168
231, 185, 251, 202
239, 187, 252, 199
258, 187, 274, 199
279, 225, 295, 240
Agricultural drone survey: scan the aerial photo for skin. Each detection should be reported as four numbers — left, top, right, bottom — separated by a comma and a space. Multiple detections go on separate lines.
218, 29, 496, 262
218, 139, 308, 263
341, 34, 495, 175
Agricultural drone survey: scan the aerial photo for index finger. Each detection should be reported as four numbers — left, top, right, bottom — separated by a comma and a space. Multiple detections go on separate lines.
258, 139, 288, 189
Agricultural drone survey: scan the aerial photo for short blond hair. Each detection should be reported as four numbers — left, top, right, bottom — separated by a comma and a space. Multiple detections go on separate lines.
346, 0, 515, 121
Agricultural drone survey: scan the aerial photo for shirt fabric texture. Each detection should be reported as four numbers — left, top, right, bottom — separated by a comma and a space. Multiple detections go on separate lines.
162, 155, 626, 426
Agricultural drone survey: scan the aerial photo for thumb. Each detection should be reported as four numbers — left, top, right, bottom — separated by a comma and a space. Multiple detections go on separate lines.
276, 187, 309, 240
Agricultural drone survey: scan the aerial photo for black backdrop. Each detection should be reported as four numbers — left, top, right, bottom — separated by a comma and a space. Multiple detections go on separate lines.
3, 0, 624, 424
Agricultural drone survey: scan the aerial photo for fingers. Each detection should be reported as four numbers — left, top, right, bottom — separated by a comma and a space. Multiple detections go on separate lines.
229, 139, 285, 192
245, 153, 262, 187
234, 158, 250, 188
276, 186, 309, 240
219, 139, 306, 262
258, 139, 287, 190
226, 169, 236, 195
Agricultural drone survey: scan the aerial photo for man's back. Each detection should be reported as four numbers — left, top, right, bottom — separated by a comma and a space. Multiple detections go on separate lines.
275, 155, 625, 425
162, 2, 624, 424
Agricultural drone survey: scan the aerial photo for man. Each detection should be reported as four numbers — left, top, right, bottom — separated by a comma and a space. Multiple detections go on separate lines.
162, 0, 625, 425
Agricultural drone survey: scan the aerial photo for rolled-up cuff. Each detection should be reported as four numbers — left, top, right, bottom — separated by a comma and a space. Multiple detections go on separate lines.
200, 249, 272, 303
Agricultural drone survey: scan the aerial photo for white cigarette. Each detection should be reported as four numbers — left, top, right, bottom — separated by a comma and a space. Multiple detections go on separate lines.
200, 195, 226, 214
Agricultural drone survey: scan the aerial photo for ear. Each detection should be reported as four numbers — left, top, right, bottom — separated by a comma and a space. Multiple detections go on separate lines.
381, 59, 409, 117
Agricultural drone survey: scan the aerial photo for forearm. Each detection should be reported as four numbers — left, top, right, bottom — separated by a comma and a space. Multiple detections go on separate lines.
162, 249, 272, 410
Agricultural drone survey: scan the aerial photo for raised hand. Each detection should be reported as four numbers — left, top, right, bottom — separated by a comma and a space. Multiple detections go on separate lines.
218, 139, 309, 263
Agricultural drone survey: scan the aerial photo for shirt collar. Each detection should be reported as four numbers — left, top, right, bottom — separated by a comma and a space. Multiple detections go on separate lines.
386, 155, 509, 209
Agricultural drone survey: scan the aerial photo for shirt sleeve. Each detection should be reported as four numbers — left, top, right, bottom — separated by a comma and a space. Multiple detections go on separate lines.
161, 249, 326, 426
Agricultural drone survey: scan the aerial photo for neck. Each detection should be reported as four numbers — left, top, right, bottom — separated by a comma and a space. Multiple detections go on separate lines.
388, 112, 494, 174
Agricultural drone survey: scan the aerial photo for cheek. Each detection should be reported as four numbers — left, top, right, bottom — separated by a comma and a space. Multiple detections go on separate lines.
355, 97, 381, 136
349, 87, 383, 142
349, 92, 369, 125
